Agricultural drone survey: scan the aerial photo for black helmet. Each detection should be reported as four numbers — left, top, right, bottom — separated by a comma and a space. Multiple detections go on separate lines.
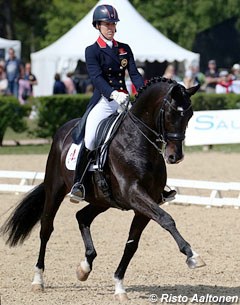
92, 5, 120, 28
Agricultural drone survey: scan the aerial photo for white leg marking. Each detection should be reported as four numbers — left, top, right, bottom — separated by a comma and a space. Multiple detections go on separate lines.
80, 257, 91, 273
114, 277, 126, 295
191, 250, 199, 258
32, 266, 44, 286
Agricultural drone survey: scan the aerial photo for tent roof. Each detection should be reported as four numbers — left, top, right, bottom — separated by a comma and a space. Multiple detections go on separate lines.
0, 37, 21, 60
31, 0, 199, 64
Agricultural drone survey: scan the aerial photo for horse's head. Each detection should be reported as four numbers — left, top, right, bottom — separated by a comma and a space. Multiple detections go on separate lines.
130, 78, 199, 164
160, 83, 199, 164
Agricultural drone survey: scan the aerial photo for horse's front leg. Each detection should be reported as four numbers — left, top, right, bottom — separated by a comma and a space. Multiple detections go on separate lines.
114, 213, 150, 301
75, 204, 108, 281
130, 184, 206, 269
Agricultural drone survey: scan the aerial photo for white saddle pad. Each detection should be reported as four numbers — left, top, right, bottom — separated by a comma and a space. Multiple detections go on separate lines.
65, 143, 82, 170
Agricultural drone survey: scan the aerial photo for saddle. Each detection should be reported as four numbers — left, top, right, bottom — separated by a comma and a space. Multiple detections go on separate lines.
93, 112, 121, 170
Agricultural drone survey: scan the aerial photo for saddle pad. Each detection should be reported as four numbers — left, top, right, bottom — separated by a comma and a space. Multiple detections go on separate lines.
65, 143, 82, 170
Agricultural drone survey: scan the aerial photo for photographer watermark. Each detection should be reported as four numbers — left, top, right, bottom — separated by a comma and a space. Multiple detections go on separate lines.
148, 293, 239, 303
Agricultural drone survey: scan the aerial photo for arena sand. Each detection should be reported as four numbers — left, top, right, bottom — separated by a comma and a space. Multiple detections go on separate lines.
0, 152, 240, 305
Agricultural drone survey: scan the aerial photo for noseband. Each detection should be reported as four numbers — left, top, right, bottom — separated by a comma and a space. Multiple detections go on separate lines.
128, 85, 192, 153
158, 95, 192, 143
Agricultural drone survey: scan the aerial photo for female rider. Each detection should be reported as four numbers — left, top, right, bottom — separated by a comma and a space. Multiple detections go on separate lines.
70, 4, 176, 203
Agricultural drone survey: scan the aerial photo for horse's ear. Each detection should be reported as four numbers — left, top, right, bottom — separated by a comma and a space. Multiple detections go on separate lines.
186, 84, 200, 96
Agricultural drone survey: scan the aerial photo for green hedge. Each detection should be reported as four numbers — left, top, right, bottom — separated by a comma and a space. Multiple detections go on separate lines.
33, 94, 90, 138
2, 93, 240, 144
191, 93, 240, 111
30, 92, 240, 139
0, 96, 31, 146
0, 93, 232, 140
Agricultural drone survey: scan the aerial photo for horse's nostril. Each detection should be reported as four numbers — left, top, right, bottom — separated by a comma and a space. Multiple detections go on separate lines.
168, 155, 176, 163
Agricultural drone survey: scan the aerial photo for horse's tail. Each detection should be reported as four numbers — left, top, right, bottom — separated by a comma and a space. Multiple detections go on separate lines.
0, 183, 45, 247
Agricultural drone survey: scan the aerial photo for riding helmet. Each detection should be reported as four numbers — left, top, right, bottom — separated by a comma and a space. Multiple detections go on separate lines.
92, 5, 120, 28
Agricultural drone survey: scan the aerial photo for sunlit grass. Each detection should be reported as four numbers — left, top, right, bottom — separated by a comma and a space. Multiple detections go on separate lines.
0, 144, 51, 155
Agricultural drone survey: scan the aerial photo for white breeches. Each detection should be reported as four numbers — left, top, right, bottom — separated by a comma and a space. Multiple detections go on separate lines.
84, 96, 119, 150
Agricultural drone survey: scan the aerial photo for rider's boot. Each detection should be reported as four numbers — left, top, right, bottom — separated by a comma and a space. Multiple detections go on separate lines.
70, 145, 92, 203
162, 189, 177, 202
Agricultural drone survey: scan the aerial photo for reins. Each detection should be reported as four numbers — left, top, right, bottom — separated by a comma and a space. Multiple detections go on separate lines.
128, 111, 165, 154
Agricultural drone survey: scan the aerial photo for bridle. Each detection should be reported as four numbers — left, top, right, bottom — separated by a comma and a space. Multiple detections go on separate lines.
128, 85, 192, 153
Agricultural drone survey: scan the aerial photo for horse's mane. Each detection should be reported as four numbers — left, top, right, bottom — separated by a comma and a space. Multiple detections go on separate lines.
134, 76, 178, 101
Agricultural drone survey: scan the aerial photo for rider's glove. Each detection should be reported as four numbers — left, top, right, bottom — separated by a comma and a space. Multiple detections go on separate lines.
110, 90, 130, 113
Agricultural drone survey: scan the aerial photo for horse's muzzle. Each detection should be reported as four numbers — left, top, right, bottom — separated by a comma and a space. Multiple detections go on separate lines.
165, 144, 184, 164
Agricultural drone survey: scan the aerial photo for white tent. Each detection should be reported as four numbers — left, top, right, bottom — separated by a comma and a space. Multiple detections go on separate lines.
31, 0, 199, 96
0, 37, 21, 61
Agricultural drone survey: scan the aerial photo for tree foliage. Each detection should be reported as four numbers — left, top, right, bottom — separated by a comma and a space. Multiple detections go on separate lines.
130, 0, 240, 50
41, 0, 96, 49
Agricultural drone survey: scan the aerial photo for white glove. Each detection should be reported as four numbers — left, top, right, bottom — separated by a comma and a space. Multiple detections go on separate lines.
110, 90, 129, 105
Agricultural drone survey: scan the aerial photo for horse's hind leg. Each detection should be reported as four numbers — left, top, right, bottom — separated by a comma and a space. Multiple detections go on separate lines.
114, 213, 150, 301
32, 182, 67, 291
75, 204, 108, 281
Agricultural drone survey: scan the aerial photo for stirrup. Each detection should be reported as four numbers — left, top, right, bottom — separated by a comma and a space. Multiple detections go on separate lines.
70, 183, 85, 203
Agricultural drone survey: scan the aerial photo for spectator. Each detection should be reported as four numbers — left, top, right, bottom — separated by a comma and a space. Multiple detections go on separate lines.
180, 70, 198, 89
131, 68, 145, 95
204, 59, 219, 93
230, 64, 240, 94
0, 63, 8, 95
215, 70, 232, 94
5, 47, 23, 97
181, 63, 205, 89
53, 73, 66, 94
18, 62, 38, 104
230, 63, 240, 80
63, 72, 76, 94
163, 64, 181, 82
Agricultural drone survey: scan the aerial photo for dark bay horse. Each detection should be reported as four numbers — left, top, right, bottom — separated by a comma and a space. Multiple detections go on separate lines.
1, 77, 205, 301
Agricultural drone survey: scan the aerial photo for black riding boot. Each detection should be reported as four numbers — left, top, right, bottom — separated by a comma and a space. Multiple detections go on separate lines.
70, 145, 92, 203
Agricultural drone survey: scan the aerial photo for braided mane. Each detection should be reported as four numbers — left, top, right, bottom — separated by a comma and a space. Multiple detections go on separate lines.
134, 76, 178, 101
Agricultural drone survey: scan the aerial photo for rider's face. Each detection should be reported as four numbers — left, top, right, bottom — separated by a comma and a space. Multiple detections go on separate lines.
99, 22, 116, 40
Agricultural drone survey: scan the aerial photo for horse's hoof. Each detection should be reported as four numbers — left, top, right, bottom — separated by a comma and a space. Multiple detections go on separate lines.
186, 252, 206, 269
115, 293, 129, 302
31, 283, 44, 292
76, 264, 91, 281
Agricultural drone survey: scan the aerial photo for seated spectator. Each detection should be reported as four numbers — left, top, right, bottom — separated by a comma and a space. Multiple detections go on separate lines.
0, 63, 8, 95
53, 73, 66, 94
63, 72, 76, 94
163, 64, 181, 82
215, 70, 233, 94
18, 62, 37, 104
204, 59, 219, 93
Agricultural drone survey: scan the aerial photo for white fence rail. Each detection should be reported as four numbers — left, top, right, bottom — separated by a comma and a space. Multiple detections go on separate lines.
0, 170, 44, 193
0, 170, 240, 208
168, 178, 240, 208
